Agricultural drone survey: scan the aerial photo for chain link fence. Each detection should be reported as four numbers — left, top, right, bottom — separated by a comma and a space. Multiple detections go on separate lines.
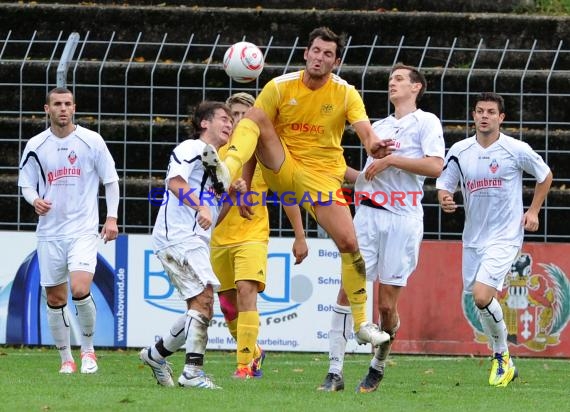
1, 31, 568, 241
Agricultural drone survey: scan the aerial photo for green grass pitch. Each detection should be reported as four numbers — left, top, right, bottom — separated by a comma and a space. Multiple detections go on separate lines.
1, 347, 568, 411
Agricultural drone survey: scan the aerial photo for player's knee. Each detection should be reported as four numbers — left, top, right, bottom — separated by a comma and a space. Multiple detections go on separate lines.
473, 295, 492, 309
335, 236, 358, 253
192, 287, 215, 317
45, 286, 68, 307
236, 279, 258, 296
46, 296, 66, 308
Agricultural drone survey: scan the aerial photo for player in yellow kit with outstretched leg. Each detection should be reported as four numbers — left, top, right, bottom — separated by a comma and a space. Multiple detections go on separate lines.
202, 27, 392, 350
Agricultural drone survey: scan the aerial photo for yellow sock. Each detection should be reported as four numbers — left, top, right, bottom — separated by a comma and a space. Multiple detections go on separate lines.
252, 343, 261, 360
340, 251, 368, 329
227, 318, 238, 340
225, 118, 260, 180
236, 311, 259, 367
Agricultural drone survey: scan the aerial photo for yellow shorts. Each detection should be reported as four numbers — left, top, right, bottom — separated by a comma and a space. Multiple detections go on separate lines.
211, 242, 268, 293
257, 142, 346, 218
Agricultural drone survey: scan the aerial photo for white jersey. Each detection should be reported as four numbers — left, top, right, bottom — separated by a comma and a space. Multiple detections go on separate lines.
355, 109, 445, 217
18, 125, 119, 240
152, 139, 221, 251
436, 133, 551, 247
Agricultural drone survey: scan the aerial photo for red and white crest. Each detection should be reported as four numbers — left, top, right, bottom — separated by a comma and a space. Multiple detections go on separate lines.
68, 150, 77, 165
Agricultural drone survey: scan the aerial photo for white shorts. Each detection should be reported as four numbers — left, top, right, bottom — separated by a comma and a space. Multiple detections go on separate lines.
462, 245, 520, 292
37, 234, 98, 287
156, 242, 220, 300
354, 205, 423, 286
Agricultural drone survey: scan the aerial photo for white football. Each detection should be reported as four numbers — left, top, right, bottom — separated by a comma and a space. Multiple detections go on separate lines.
223, 41, 264, 83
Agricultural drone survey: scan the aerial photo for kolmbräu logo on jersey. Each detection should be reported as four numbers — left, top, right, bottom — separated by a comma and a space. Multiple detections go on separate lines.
142, 250, 306, 317
47, 166, 81, 184
465, 177, 503, 193
462, 252, 570, 351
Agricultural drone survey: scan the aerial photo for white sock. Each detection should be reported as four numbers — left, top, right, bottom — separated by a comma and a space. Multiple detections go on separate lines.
73, 294, 96, 353
47, 304, 74, 363
478, 297, 509, 354
371, 318, 400, 373
328, 304, 353, 375
151, 314, 187, 361
163, 314, 187, 353
183, 309, 209, 372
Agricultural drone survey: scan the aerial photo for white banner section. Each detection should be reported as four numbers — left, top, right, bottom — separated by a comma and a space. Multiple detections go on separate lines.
0, 232, 372, 353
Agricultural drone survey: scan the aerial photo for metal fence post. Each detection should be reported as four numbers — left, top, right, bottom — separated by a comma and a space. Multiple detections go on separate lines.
56, 32, 80, 88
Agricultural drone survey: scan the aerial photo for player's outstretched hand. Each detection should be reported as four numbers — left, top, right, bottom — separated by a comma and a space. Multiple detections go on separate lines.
231, 178, 254, 220
364, 158, 390, 180
440, 194, 457, 214
292, 237, 308, 265
238, 203, 254, 220
369, 139, 395, 159
101, 217, 119, 243
522, 210, 539, 232
231, 178, 247, 195
196, 206, 213, 230
33, 198, 52, 216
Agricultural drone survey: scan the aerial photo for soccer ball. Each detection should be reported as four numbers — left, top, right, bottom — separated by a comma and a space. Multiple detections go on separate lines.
223, 41, 264, 83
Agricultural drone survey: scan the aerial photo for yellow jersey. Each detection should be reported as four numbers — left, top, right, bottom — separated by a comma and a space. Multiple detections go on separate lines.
211, 144, 269, 246
255, 70, 369, 179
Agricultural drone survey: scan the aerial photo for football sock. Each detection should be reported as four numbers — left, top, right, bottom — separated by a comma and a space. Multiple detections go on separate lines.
158, 314, 187, 356
340, 251, 368, 328
184, 309, 209, 367
478, 297, 509, 354
227, 318, 238, 340
371, 317, 400, 373
224, 118, 260, 180
253, 343, 262, 360
73, 293, 96, 353
149, 345, 165, 362
47, 303, 74, 363
236, 311, 259, 367
328, 304, 353, 375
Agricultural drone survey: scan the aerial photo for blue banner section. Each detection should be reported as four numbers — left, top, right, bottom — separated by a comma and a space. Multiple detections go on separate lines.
114, 234, 128, 347
4, 249, 117, 346
6, 251, 41, 344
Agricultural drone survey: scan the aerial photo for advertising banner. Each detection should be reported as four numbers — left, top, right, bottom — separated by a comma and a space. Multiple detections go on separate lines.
0, 232, 118, 347
0, 232, 371, 354
126, 234, 371, 353
2, 233, 568, 357
393, 241, 570, 358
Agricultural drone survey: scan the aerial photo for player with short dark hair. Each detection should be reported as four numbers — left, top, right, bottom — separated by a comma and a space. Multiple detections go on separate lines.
18, 87, 120, 374
437, 91, 552, 387
202, 26, 392, 352
319, 64, 445, 392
